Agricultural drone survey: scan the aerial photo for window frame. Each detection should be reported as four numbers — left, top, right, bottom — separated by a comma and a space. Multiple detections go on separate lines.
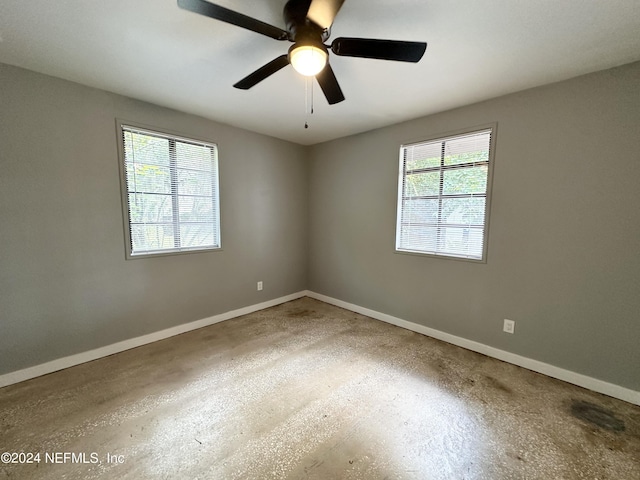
116, 119, 222, 259
394, 124, 497, 263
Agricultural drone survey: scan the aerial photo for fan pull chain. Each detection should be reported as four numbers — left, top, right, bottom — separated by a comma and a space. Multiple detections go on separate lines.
304, 77, 309, 129
304, 77, 315, 129
311, 77, 314, 114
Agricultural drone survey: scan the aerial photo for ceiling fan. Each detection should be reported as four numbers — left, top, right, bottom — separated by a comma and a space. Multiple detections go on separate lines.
177, 0, 427, 105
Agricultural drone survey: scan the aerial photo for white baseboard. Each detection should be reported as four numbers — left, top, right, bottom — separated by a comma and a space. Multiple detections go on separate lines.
305, 291, 640, 406
3, 290, 638, 406
0, 291, 307, 389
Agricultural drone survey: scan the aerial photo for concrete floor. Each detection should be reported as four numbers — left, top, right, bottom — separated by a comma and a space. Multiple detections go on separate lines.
1, 297, 639, 479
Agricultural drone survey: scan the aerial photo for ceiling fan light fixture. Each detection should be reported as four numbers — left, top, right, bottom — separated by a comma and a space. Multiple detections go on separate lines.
178, 0, 427, 105
289, 43, 328, 76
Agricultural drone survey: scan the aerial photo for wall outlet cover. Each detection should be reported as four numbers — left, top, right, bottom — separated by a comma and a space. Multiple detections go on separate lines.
503, 319, 515, 334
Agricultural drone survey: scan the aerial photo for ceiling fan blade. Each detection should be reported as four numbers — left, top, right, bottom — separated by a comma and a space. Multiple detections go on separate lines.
331, 37, 427, 62
316, 64, 345, 105
178, 0, 288, 41
233, 55, 290, 90
307, 0, 346, 30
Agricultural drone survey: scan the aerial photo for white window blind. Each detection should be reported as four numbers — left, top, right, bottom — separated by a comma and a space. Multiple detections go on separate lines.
119, 124, 221, 257
396, 128, 493, 261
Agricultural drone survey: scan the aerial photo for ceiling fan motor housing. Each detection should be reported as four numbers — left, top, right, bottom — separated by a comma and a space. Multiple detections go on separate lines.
284, 0, 331, 43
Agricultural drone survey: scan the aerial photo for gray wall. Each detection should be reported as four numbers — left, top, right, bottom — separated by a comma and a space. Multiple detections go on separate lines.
0, 63, 308, 374
308, 61, 640, 391
2, 60, 639, 392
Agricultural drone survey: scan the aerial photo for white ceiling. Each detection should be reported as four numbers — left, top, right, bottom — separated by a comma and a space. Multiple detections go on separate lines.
1, 0, 639, 145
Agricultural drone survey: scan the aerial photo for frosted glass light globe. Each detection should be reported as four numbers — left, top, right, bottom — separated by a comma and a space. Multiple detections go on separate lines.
290, 45, 328, 76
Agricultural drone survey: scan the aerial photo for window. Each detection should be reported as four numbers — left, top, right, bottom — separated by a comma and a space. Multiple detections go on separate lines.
395, 127, 494, 261
117, 122, 221, 258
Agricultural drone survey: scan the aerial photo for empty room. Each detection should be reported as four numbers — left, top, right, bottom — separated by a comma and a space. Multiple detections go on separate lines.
1, 1, 639, 478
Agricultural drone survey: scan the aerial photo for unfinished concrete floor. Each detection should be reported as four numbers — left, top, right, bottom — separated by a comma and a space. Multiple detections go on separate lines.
1, 297, 639, 479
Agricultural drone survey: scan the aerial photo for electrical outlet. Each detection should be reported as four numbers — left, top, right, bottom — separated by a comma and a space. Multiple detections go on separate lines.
257, 281, 263, 291
503, 319, 515, 334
